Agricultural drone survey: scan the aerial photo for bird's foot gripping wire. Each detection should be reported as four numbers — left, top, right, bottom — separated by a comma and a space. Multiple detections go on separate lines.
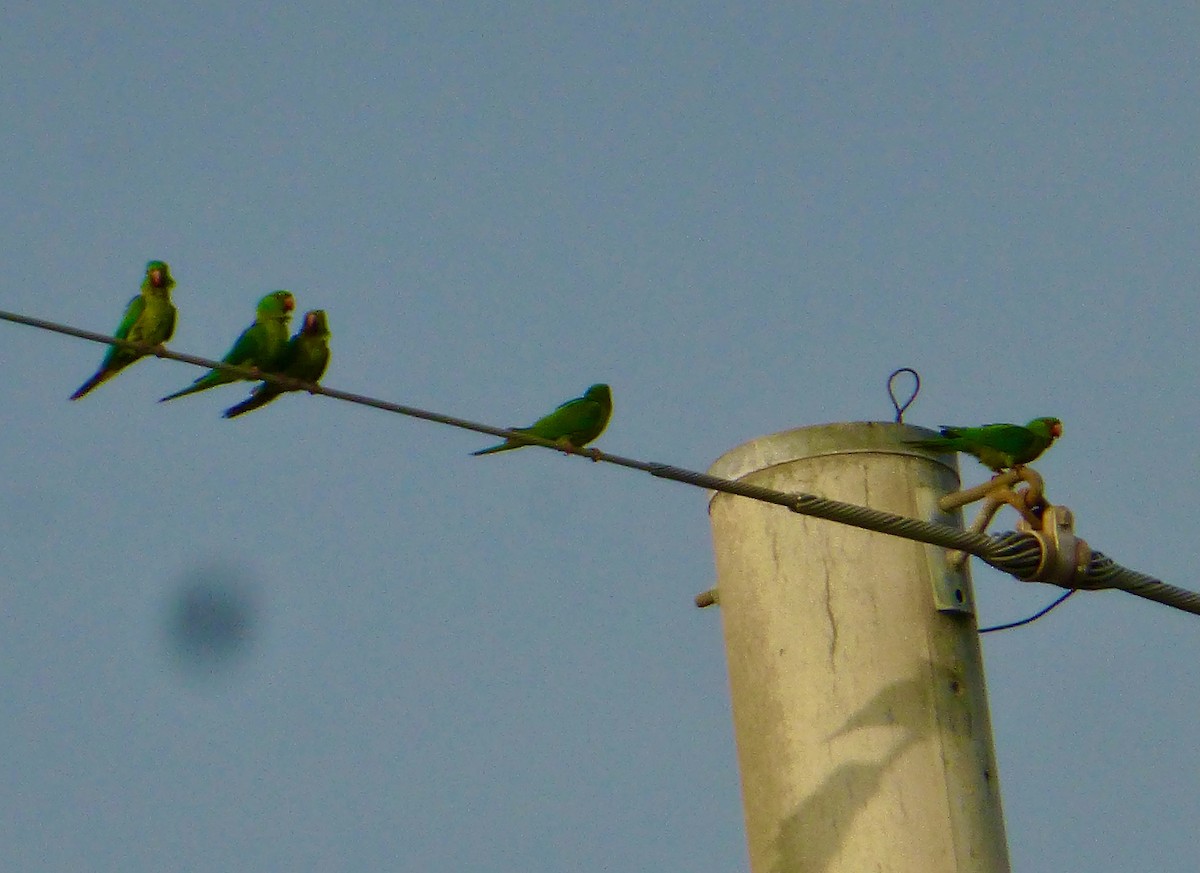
940, 466, 1048, 569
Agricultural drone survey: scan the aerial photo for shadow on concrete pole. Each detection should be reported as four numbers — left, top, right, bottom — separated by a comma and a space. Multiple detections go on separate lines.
707, 422, 1010, 873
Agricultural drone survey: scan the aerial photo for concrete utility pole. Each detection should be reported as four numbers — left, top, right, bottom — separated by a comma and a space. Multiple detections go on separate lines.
707, 422, 1010, 873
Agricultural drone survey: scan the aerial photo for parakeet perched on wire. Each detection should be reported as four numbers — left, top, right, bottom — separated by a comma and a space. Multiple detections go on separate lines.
70, 260, 177, 400
908, 417, 1063, 471
222, 309, 331, 419
159, 290, 295, 402
472, 383, 613, 456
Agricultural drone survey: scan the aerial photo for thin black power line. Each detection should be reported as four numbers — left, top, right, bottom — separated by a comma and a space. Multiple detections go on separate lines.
978, 590, 1077, 633
3, 307, 1198, 620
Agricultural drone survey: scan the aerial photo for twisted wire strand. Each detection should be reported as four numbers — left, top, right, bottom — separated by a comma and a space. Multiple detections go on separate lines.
4, 308, 1199, 617
981, 532, 1045, 579
1082, 550, 1200, 613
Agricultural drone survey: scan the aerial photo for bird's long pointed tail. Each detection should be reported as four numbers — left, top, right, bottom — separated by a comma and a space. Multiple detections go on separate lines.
471, 441, 516, 456
69, 369, 112, 401
159, 374, 221, 403
905, 438, 953, 452
222, 392, 276, 419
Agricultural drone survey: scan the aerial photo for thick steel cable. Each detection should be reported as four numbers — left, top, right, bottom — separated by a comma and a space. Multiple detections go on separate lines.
1081, 550, 1200, 613
4, 308, 1199, 617
974, 530, 1200, 614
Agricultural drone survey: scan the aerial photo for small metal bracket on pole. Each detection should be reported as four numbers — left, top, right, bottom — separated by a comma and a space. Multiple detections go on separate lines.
914, 475, 976, 616
928, 556, 974, 615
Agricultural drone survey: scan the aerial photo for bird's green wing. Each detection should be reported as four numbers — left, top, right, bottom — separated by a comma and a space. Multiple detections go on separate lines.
159, 323, 265, 402
952, 424, 1035, 455
98, 294, 146, 369
112, 294, 144, 342
222, 322, 267, 367
527, 396, 604, 443
909, 420, 1057, 471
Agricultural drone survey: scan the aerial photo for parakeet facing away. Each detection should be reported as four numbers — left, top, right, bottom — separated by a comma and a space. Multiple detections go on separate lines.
159, 290, 295, 402
223, 310, 331, 419
70, 260, 177, 400
472, 383, 613, 456
908, 417, 1063, 471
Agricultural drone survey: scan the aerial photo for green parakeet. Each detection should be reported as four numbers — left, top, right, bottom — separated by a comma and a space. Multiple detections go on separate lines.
159, 290, 295, 402
473, 383, 613, 456
908, 417, 1063, 471
70, 260, 177, 400
222, 310, 331, 419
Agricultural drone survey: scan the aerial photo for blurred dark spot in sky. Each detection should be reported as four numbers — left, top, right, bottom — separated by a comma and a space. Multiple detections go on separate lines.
165, 566, 261, 680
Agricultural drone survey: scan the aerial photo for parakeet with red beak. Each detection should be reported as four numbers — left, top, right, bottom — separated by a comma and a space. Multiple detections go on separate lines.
159, 290, 295, 402
908, 417, 1063, 471
70, 260, 177, 400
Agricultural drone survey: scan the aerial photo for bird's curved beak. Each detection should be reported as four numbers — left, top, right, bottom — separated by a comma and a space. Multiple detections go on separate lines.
284, 295, 295, 312
149, 269, 163, 286
1052, 422, 1063, 438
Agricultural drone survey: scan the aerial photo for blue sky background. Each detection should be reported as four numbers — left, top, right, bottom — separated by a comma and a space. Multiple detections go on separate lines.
2, 3, 1198, 871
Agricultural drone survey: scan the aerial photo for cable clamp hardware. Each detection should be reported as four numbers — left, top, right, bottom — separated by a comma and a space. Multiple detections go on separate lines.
1017, 505, 1093, 588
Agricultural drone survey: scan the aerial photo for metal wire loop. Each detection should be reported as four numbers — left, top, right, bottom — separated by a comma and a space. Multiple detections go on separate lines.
887, 367, 921, 423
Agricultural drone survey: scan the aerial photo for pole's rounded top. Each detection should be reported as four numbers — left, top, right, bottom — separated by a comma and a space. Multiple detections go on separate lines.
706, 421, 955, 499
